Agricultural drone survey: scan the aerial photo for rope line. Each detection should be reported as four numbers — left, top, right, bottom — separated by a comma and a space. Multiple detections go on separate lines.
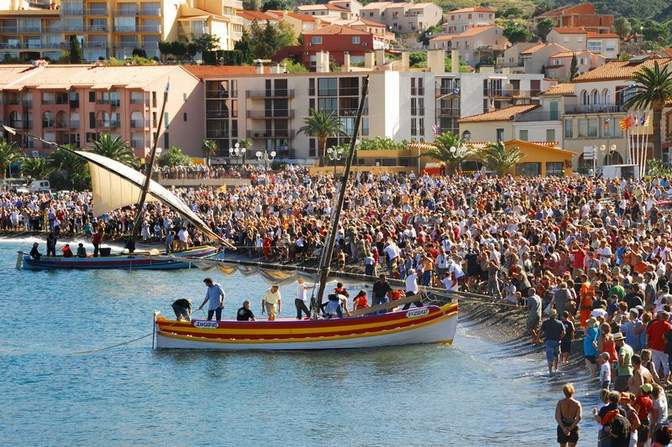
72, 333, 152, 355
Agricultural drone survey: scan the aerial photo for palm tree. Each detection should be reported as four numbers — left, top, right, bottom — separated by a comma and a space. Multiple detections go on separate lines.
0, 139, 20, 179
481, 141, 523, 176
423, 132, 474, 175
625, 61, 672, 160
48, 145, 90, 190
298, 111, 343, 167
21, 156, 51, 179
91, 134, 138, 167
201, 139, 218, 166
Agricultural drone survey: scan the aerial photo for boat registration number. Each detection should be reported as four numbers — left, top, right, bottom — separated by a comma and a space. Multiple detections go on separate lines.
406, 308, 429, 318
193, 321, 219, 329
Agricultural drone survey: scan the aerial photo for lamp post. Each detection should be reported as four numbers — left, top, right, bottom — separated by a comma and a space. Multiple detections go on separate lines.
255, 149, 276, 170
229, 142, 246, 165
326, 146, 344, 178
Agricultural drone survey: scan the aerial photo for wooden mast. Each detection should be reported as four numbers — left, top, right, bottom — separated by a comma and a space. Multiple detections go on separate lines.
312, 75, 369, 315
127, 81, 170, 253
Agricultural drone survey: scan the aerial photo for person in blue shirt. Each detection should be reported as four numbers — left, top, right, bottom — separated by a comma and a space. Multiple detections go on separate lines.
584, 316, 600, 377
197, 277, 225, 321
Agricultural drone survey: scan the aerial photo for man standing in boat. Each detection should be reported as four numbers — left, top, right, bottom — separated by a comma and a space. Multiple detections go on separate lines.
198, 277, 225, 321
261, 285, 282, 320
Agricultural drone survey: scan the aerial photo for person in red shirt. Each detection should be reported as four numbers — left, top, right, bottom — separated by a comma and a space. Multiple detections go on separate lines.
634, 383, 654, 447
645, 311, 672, 379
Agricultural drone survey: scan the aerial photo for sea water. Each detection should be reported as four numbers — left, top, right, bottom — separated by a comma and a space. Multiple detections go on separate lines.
0, 239, 601, 446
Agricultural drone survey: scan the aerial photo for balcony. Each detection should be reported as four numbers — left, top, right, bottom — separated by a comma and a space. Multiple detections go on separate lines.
43, 120, 67, 129
138, 24, 161, 33
246, 89, 294, 99
62, 7, 85, 16
565, 104, 626, 114
86, 7, 108, 15
437, 108, 460, 116
206, 110, 230, 118
97, 120, 120, 129
0, 26, 18, 34
115, 25, 137, 32
70, 121, 80, 128
86, 24, 108, 32
130, 119, 146, 129
9, 120, 30, 129
83, 41, 107, 48
246, 129, 295, 139
484, 89, 541, 98
513, 111, 561, 122
246, 110, 294, 119
206, 129, 230, 139
206, 90, 235, 99
96, 99, 121, 107
115, 8, 138, 16
18, 25, 42, 33
140, 7, 161, 16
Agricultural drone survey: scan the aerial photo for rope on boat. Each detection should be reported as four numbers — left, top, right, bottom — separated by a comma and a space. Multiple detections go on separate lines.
72, 333, 152, 355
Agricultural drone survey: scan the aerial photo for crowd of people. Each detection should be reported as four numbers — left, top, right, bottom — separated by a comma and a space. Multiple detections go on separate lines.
155, 164, 260, 181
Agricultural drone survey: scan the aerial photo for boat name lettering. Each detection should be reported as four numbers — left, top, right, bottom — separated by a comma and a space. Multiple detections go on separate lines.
193, 321, 219, 329
406, 308, 429, 318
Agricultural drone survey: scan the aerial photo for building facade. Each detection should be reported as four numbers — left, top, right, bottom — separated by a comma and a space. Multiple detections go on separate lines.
359, 2, 442, 34
537, 3, 614, 34
429, 26, 510, 67
442, 7, 495, 34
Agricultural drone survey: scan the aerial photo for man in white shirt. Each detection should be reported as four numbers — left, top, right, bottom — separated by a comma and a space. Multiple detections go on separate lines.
295, 278, 313, 319
402, 269, 423, 310
261, 285, 282, 320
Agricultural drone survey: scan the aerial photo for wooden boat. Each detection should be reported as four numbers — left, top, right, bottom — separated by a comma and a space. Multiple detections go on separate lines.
19, 245, 218, 270
153, 302, 458, 351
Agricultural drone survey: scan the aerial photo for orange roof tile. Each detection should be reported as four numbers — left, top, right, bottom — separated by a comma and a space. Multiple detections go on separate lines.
541, 83, 576, 96
459, 104, 539, 123
449, 7, 495, 14
552, 27, 588, 35
237, 10, 279, 21
661, 48, 672, 57
540, 3, 597, 17
274, 11, 318, 23
303, 24, 370, 36
573, 58, 672, 83
182, 65, 257, 79
430, 25, 498, 41
520, 43, 549, 55
587, 32, 619, 39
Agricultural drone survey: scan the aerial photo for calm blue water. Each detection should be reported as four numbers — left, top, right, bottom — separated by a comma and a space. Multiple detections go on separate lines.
0, 238, 601, 446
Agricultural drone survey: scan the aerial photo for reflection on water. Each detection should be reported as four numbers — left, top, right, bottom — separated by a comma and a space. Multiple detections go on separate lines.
0, 240, 600, 446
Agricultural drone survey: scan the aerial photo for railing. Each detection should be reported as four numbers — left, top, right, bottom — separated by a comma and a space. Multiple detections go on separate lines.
18, 25, 42, 33
142, 41, 160, 49
83, 42, 107, 48
0, 26, 18, 33
87, 24, 108, 32
206, 130, 230, 139
513, 111, 561, 122
565, 104, 626, 114
140, 7, 162, 16
246, 129, 295, 138
246, 110, 294, 119
86, 7, 108, 15
130, 120, 145, 129
70, 121, 80, 128
115, 8, 138, 16
115, 25, 137, 32
246, 89, 294, 99
62, 7, 85, 15
437, 108, 460, 115
206, 90, 235, 99
206, 110, 230, 118
138, 25, 161, 33
97, 120, 121, 129
484, 89, 541, 98
9, 121, 29, 129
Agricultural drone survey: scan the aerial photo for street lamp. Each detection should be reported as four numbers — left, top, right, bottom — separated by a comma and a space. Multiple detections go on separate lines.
229, 142, 246, 164
255, 149, 276, 170
326, 146, 344, 177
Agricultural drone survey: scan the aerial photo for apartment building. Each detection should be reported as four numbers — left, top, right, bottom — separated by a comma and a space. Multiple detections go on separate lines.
0, 0, 244, 62
547, 28, 620, 59
359, 2, 442, 34
537, 3, 614, 34
442, 7, 495, 34
0, 63, 203, 157
295, 2, 353, 20
429, 25, 509, 67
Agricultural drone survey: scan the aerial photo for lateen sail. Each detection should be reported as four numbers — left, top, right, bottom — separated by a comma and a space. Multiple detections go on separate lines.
76, 150, 227, 245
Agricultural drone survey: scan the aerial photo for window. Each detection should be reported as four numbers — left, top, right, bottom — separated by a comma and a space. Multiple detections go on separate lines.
89, 112, 96, 129
152, 91, 157, 107
318, 97, 337, 113
410, 78, 416, 96
519, 129, 529, 141
411, 98, 417, 116
418, 98, 424, 115
318, 78, 337, 96
564, 119, 573, 138
496, 128, 504, 141
546, 129, 556, 142
183, 112, 187, 122
339, 77, 358, 96
164, 112, 169, 129
311, 36, 322, 45
352, 36, 360, 44
580, 90, 589, 105
411, 118, 417, 136
309, 138, 316, 157
515, 162, 541, 177
163, 132, 169, 148
546, 162, 564, 177
419, 118, 424, 136
309, 78, 315, 96
587, 118, 598, 137
418, 78, 424, 96
88, 91, 96, 102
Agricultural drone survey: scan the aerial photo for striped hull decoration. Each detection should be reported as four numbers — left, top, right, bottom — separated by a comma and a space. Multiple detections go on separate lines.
21, 246, 218, 270
153, 303, 458, 351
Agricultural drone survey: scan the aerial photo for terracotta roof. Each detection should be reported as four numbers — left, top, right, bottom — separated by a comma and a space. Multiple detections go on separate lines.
541, 83, 576, 96
519, 43, 552, 55
268, 10, 318, 23
237, 10, 279, 21
661, 48, 672, 58
552, 27, 588, 35
540, 3, 597, 17
459, 104, 539, 123
587, 32, 619, 39
182, 65, 257, 79
430, 25, 497, 41
298, 3, 348, 11
449, 7, 495, 14
179, 6, 228, 21
573, 58, 672, 83
303, 24, 370, 36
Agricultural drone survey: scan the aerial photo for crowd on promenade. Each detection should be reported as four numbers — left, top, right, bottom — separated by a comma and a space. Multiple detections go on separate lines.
154, 163, 267, 180
6, 167, 672, 444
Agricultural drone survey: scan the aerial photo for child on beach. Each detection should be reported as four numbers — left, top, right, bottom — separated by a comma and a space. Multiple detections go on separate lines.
598, 352, 611, 390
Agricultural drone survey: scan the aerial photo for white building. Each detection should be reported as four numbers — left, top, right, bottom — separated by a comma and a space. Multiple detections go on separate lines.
443, 7, 495, 34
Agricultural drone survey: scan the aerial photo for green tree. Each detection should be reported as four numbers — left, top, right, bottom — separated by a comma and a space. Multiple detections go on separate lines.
409, 51, 427, 68
358, 137, 406, 151
262, 0, 288, 11
242, 0, 260, 10
569, 53, 579, 80
642, 20, 669, 44
535, 18, 554, 41
625, 61, 672, 160
193, 34, 221, 64
68, 35, 82, 64
91, 134, 137, 167
423, 132, 473, 175
417, 25, 442, 46
21, 156, 51, 179
158, 146, 193, 167
159, 41, 188, 62
298, 111, 343, 167
0, 139, 20, 178
48, 145, 90, 190
502, 20, 533, 44
281, 58, 308, 73
202, 139, 218, 166
614, 17, 632, 39
277, 21, 297, 48
232, 29, 254, 64
481, 141, 522, 176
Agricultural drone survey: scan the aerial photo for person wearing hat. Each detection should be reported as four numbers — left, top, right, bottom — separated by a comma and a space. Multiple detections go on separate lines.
197, 277, 225, 321
541, 309, 565, 376
614, 332, 634, 392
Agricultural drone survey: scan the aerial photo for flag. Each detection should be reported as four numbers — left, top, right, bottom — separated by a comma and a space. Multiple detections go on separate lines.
432, 123, 440, 136
644, 115, 650, 127
619, 115, 634, 130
